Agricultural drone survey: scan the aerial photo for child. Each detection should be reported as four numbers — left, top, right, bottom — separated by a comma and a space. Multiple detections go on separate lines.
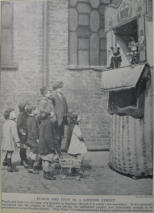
68, 113, 87, 157
24, 103, 39, 174
39, 102, 58, 180
65, 111, 76, 152
2, 108, 20, 172
67, 113, 87, 177
17, 102, 29, 167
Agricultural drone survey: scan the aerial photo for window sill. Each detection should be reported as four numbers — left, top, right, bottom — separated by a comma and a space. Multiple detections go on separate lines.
1, 63, 18, 71
67, 65, 106, 72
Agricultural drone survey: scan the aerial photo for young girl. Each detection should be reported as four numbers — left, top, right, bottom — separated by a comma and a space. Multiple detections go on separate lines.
66, 113, 87, 178
68, 113, 87, 157
2, 108, 20, 172
65, 111, 76, 152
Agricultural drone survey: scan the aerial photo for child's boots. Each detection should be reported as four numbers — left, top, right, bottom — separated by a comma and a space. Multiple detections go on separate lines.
3, 153, 8, 166
20, 148, 29, 168
33, 157, 42, 170
7, 158, 18, 172
43, 171, 56, 180
28, 159, 39, 174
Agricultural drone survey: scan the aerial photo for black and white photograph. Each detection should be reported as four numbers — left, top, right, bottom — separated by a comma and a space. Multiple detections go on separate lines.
0, 0, 153, 211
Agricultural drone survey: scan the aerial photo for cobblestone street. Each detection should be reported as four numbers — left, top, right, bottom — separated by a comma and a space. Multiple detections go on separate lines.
2, 152, 152, 195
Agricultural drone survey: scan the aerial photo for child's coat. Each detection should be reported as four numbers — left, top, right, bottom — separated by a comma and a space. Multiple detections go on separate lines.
2, 120, 19, 151
26, 114, 39, 154
39, 117, 57, 155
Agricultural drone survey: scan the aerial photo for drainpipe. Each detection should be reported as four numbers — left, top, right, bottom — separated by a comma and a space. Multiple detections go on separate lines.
42, 0, 49, 87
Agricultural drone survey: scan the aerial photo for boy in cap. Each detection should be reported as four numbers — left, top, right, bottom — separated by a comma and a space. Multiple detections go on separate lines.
50, 81, 68, 155
39, 100, 58, 180
38, 86, 55, 118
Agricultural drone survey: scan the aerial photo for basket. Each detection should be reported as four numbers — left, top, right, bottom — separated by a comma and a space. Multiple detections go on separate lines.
60, 157, 82, 169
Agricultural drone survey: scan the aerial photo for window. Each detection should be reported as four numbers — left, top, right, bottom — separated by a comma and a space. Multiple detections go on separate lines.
68, 0, 107, 66
1, 1, 16, 70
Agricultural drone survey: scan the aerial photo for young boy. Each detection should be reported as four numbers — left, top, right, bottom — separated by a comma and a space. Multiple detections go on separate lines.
2, 108, 20, 172
17, 102, 29, 167
39, 102, 58, 180
25, 103, 39, 174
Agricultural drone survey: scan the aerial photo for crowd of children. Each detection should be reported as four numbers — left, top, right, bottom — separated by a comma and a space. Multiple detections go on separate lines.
1, 82, 87, 180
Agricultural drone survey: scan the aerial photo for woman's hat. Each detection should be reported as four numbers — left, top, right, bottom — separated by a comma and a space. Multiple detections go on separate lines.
52, 81, 63, 90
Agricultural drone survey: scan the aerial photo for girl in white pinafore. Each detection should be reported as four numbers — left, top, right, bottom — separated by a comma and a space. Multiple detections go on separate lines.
2, 108, 20, 172
68, 114, 87, 156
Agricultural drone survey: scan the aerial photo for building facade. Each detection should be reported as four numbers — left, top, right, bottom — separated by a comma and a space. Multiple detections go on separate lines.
0, 0, 111, 150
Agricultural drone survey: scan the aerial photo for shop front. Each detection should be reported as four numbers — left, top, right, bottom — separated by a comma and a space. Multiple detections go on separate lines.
101, 0, 153, 177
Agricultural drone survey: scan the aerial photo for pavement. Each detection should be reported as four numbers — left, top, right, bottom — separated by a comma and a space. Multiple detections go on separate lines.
1, 152, 153, 195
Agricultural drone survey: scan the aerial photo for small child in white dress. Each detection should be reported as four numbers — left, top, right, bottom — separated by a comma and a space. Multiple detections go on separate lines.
2, 108, 20, 172
68, 113, 87, 156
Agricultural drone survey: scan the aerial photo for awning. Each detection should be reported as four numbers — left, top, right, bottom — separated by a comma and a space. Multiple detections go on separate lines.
101, 64, 148, 91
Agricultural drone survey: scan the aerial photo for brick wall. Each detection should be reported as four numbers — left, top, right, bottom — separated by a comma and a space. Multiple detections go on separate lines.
64, 70, 111, 150
0, 0, 43, 139
47, 0, 111, 149
0, 0, 111, 150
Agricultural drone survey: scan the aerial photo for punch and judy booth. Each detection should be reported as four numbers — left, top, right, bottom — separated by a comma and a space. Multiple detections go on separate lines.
101, 0, 153, 177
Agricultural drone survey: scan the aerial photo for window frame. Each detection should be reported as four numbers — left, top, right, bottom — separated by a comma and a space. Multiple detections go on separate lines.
1, 1, 17, 71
